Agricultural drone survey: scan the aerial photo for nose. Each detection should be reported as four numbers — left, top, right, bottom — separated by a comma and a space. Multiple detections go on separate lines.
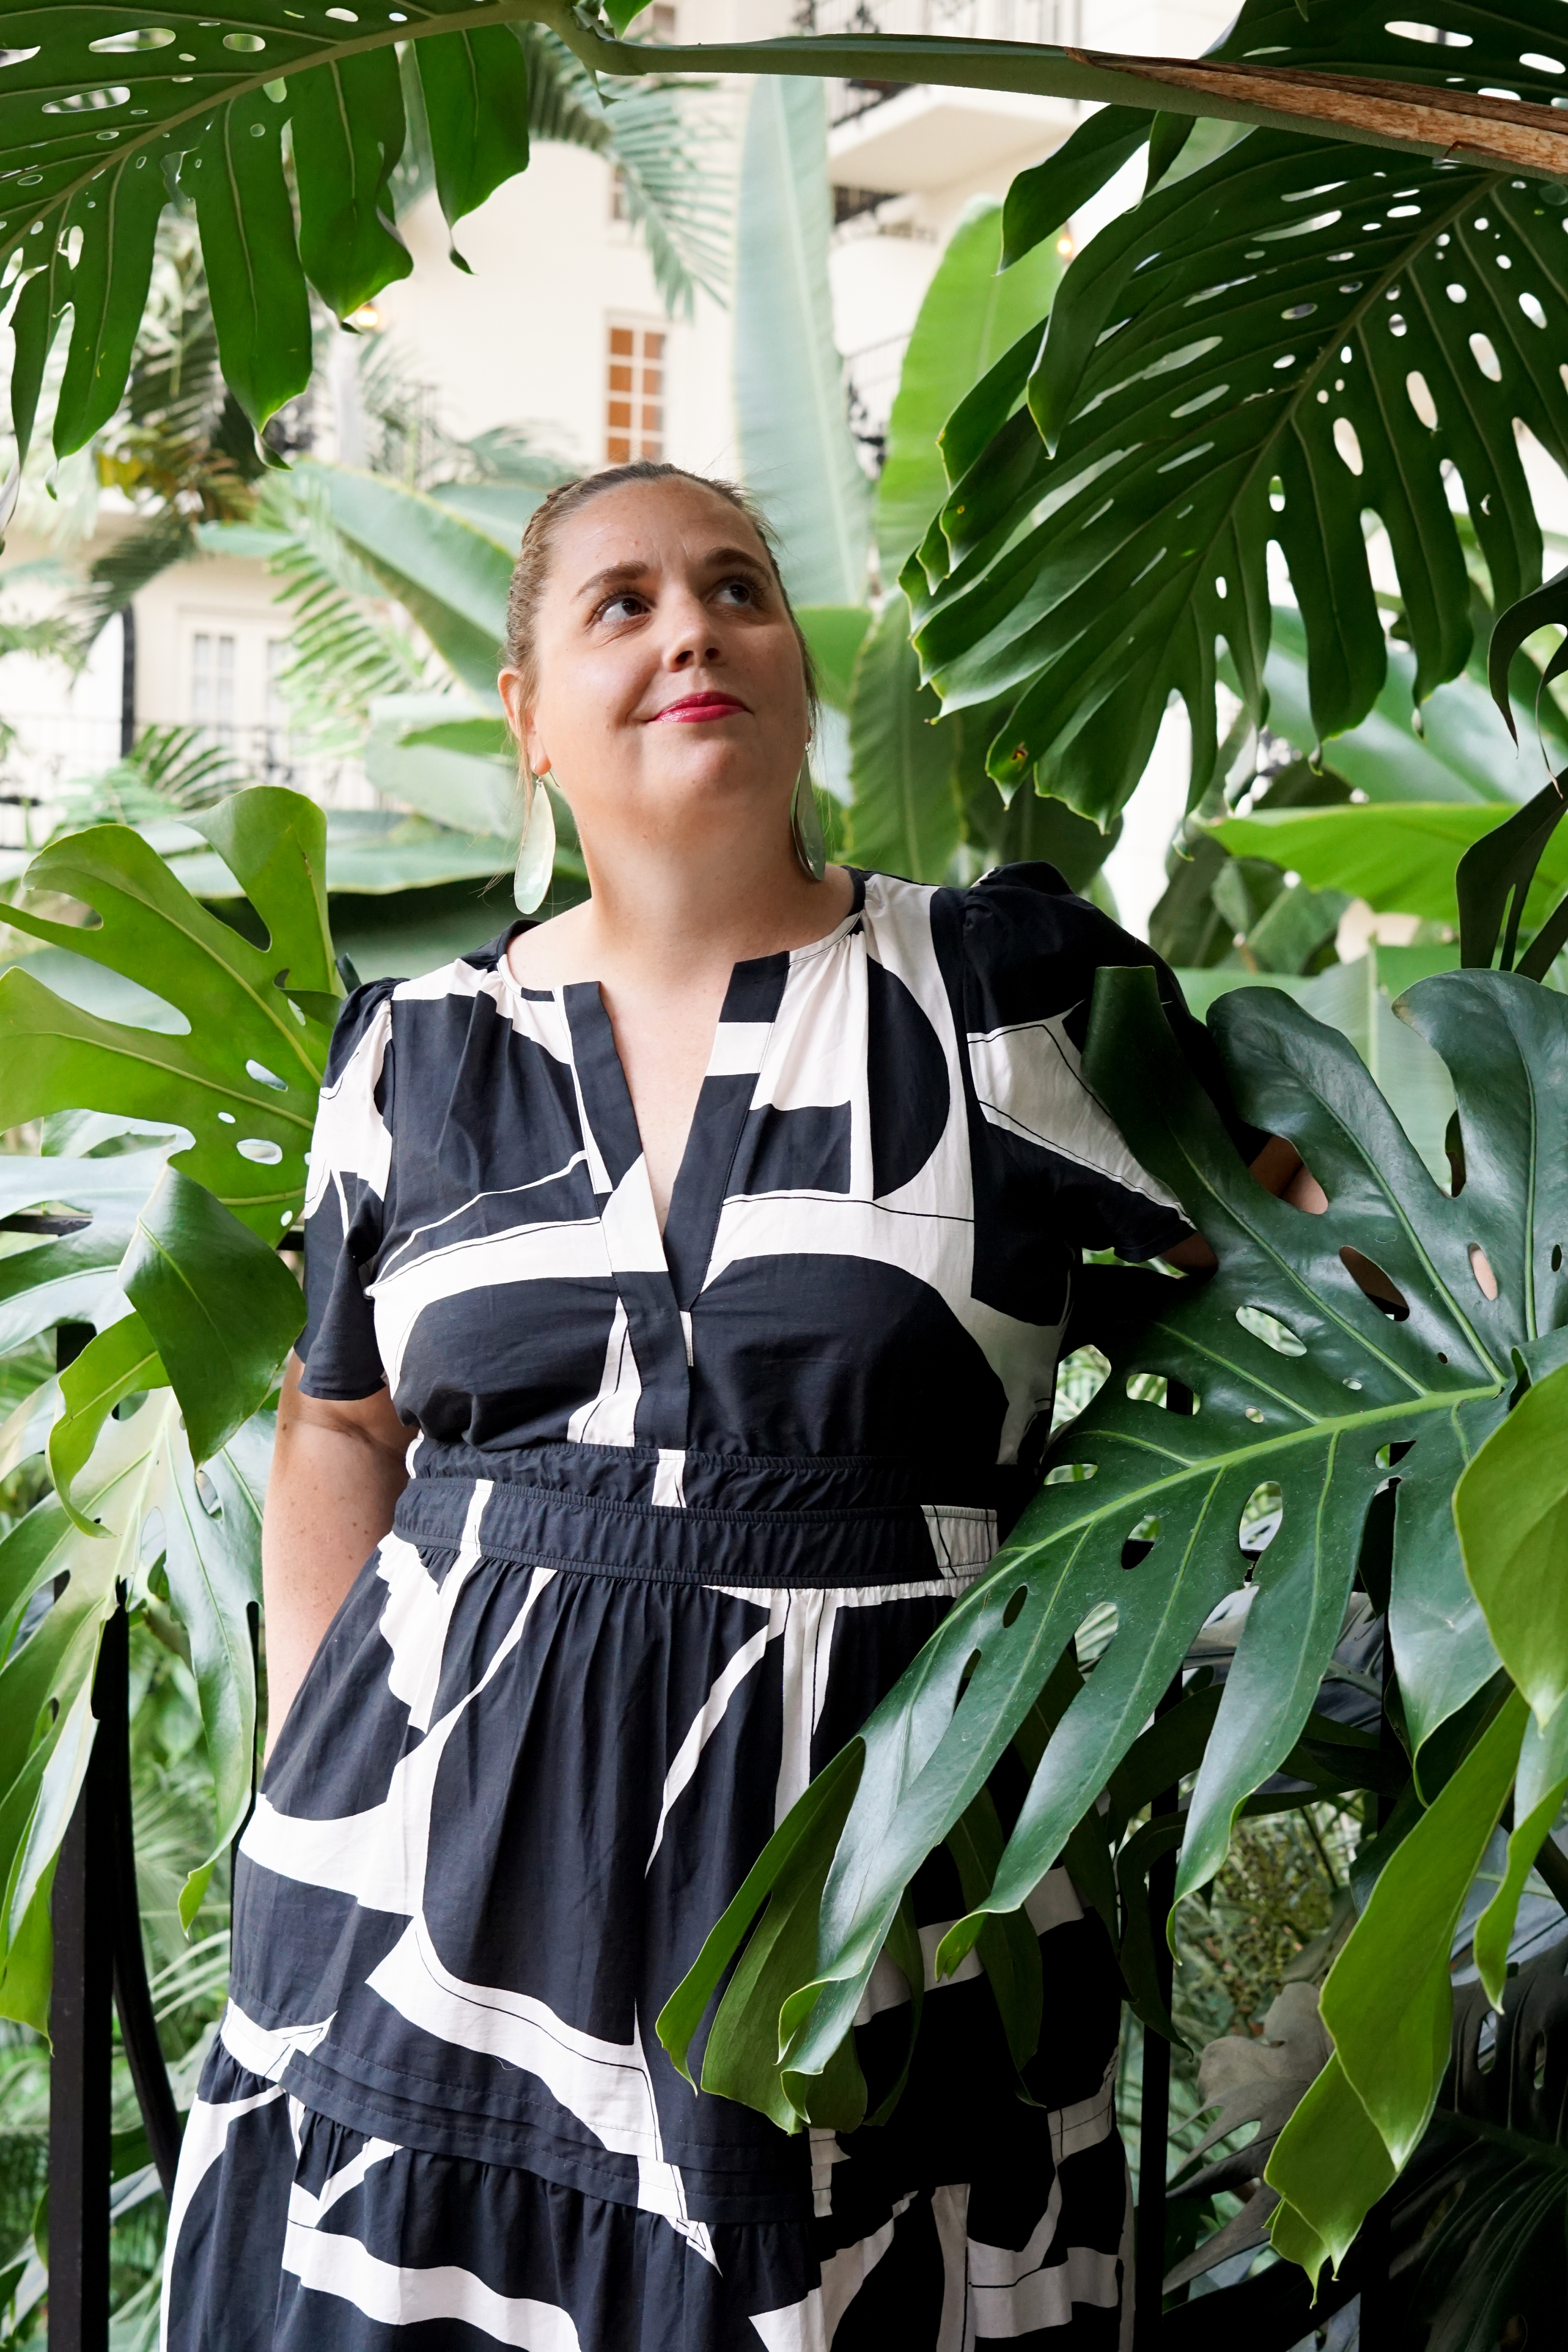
664, 585, 722, 671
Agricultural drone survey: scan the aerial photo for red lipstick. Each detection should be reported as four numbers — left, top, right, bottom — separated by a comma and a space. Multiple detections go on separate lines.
651, 691, 748, 723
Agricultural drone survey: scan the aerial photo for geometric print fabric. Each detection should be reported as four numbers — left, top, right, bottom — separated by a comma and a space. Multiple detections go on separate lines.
165, 863, 1250, 2348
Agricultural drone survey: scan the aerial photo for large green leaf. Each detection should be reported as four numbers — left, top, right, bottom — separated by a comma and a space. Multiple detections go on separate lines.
1213, 803, 1568, 925
1456, 1358, 1568, 1729
875, 197, 1061, 579
844, 594, 961, 885
0, 795, 336, 1236
122, 1164, 304, 1464
1262, 609, 1542, 809
663, 963, 1567, 2129
907, 0, 1568, 829
733, 77, 871, 608
1268, 1690, 1527, 2272
294, 462, 511, 700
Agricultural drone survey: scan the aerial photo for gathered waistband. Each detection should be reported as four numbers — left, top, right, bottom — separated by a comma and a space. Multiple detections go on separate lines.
393, 1443, 1014, 1588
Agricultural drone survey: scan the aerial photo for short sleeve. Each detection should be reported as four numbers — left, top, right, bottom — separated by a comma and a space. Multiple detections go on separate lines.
961, 862, 1269, 1262
298, 980, 398, 1400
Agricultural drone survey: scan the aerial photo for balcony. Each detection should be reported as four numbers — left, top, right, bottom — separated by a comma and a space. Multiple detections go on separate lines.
801, 0, 1081, 196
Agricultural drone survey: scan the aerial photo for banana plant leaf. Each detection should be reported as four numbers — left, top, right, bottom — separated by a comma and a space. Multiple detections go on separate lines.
660, 962, 1566, 2141
732, 76, 871, 609
844, 594, 962, 886
1212, 803, 1568, 926
1263, 609, 1543, 809
875, 197, 1061, 580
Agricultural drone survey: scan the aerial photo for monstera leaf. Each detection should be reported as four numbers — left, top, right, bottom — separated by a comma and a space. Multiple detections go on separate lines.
904, 0, 1568, 828
660, 960, 1567, 2148
6, 0, 1564, 472
0, 787, 336, 1239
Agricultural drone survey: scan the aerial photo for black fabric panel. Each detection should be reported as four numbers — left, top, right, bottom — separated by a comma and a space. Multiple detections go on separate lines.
663, 1072, 757, 1304
866, 954, 949, 1195
689, 1256, 1008, 1460
729, 1101, 851, 1198
562, 981, 642, 1192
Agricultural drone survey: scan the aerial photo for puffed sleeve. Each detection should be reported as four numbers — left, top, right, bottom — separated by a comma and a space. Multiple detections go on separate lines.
962, 862, 1269, 1262
298, 980, 399, 1400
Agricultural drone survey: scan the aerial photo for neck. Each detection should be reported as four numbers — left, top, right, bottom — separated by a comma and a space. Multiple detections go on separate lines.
569, 816, 846, 988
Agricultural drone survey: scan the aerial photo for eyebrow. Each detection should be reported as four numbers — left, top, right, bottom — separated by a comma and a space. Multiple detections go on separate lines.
573, 545, 774, 605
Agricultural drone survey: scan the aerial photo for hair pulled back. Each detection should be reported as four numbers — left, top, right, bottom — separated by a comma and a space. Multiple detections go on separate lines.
502, 461, 819, 733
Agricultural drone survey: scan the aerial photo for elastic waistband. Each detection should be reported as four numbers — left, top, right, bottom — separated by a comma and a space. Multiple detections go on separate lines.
394, 1450, 1006, 1589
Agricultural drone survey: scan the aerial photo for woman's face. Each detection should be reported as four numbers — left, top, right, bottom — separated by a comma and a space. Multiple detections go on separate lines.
499, 477, 812, 873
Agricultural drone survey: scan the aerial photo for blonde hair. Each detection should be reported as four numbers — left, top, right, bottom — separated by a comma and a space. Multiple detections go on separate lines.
502, 461, 819, 730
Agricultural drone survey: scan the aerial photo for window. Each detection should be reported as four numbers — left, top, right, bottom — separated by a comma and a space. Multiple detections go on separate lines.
606, 323, 664, 464
191, 632, 235, 736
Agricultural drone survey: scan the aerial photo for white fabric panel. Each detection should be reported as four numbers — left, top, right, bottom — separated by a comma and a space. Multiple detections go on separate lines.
367, 1912, 665, 2157
375, 1484, 490, 1735
304, 997, 393, 1217
922, 1506, 1000, 1576
281, 2222, 583, 2349
599, 1157, 669, 1276
219, 1998, 334, 2082
567, 1300, 641, 1447
707, 1022, 774, 1077
967, 1016, 1180, 1214
652, 1449, 687, 1510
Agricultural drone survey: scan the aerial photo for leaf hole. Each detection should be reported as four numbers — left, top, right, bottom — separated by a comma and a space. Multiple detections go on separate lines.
1376, 1439, 1416, 1470
1552, 1244, 1563, 1272
1406, 367, 1437, 426
1246, 1405, 1265, 1422
1470, 331, 1503, 380
1002, 1586, 1027, 1629
1340, 1247, 1409, 1320
222, 29, 266, 46
88, 26, 176, 48
1043, 1461, 1097, 1484
1534, 2034, 1549, 2093
1333, 417, 1364, 475
1236, 1304, 1306, 1356
1520, 291, 1548, 329
218, 1112, 236, 1125
1469, 1243, 1499, 1301
1239, 1481, 1282, 1558
1121, 1516, 1160, 1570
194, 1466, 221, 1520
237, 1138, 284, 1165
246, 1058, 287, 1092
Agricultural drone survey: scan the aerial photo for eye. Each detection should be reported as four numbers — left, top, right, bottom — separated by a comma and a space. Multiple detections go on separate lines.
595, 590, 648, 624
716, 575, 760, 606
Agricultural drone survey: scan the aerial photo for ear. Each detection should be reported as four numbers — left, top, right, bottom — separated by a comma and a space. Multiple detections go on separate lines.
499, 669, 546, 775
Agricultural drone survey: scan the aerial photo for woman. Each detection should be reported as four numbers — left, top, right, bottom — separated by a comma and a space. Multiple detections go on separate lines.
164, 462, 1310, 2349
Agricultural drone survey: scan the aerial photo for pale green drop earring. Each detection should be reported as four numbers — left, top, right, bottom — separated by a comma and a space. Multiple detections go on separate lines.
791, 761, 827, 884
514, 766, 558, 915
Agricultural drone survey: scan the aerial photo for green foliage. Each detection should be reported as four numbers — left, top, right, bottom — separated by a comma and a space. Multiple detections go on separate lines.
0, 7, 727, 474
905, 0, 1568, 831
733, 77, 870, 608
844, 594, 961, 884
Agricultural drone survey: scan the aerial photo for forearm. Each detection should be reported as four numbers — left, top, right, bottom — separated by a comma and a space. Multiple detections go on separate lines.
262, 1356, 409, 1755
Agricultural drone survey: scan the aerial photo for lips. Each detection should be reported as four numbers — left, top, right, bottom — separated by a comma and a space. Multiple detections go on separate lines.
651, 691, 749, 723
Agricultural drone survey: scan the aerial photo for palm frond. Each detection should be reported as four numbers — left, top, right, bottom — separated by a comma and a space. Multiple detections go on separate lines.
248, 466, 434, 738
518, 28, 731, 316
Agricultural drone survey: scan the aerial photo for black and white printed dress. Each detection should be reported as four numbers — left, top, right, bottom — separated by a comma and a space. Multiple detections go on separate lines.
163, 863, 1249, 2352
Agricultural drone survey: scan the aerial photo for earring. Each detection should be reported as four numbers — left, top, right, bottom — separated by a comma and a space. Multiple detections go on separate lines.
514, 767, 557, 915
791, 762, 827, 884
